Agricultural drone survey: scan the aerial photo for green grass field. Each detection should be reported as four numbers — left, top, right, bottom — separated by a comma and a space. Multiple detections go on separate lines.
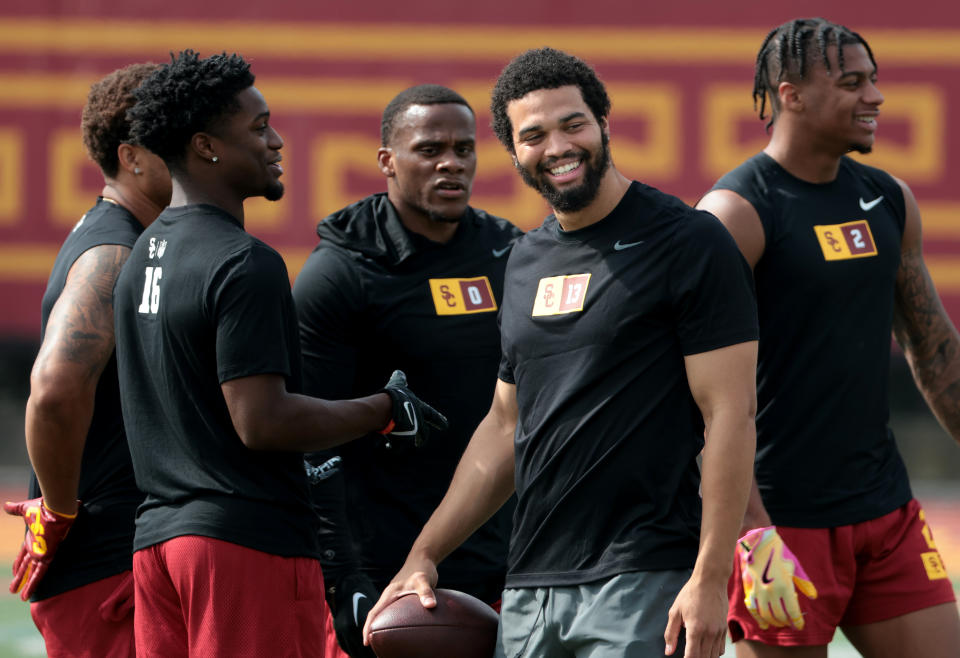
0, 596, 44, 657
2, 593, 956, 657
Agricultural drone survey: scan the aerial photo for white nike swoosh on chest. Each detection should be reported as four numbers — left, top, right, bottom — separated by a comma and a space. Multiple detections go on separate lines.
859, 196, 884, 211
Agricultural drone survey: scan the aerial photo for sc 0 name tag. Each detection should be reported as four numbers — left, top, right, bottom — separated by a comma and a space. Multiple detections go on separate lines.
429, 277, 498, 315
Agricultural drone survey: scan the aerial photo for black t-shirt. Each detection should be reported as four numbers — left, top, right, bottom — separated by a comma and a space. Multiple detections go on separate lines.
28, 198, 144, 600
293, 193, 522, 597
499, 181, 758, 587
113, 204, 318, 557
711, 153, 912, 527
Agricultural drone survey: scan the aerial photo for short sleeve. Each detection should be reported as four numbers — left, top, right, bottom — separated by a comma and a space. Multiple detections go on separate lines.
669, 212, 758, 355
211, 243, 299, 383
496, 306, 515, 384
292, 246, 365, 400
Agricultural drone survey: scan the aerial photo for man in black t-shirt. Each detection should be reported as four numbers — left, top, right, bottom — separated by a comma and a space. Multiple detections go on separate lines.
365, 48, 759, 658
4, 63, 169, 657
698, 18, 960, 658
293, 85, 522, 658
113, 51, 445, 657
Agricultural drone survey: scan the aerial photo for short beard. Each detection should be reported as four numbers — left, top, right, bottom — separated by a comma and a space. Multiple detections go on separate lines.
264, 180, 285, 202
847, 142, 873, 155
515, 133, 610, 213
426, 209, 463, 224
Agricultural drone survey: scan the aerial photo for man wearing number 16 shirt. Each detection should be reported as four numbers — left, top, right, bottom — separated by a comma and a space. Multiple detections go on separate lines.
293, 85, 522, 657
113, 52, 446, 657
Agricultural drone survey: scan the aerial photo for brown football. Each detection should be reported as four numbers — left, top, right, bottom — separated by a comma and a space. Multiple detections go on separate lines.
368, 588, 499, 658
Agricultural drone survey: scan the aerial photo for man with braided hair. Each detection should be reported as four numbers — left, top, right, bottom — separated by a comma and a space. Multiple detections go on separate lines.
113, 51, 446, 656
4, 62, 169, 657
699, 17, 960, 658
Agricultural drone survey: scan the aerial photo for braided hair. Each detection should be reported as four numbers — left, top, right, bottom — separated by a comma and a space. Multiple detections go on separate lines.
753, 18, 876, 129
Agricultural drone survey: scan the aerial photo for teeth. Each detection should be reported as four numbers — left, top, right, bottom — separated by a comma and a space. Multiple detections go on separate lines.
550, 161, 581, 176
856, 116, 876, 124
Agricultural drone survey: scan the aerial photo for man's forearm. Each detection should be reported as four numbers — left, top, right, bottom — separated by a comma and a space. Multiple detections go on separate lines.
697, 410, 756, 582
408, 411, 515, 568
24, 388, 93, 515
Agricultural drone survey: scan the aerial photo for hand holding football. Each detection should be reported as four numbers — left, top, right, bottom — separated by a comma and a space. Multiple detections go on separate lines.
368, 588, 499, 658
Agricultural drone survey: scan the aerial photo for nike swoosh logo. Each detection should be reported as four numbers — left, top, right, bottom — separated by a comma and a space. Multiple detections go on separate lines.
390, 400, 419, 436
492, 246, 512, 258
352, 592, 367, 626
613, 239, 644, 251
859, 196, 884, 211
761, 552, 775, 585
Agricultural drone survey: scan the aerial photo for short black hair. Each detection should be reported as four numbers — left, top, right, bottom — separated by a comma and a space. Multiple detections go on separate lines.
754, 17, 876, 128
380, 84, 474, 145
128, 50, 255, 169
491, 47, 611, 152
81, 63, 159, 177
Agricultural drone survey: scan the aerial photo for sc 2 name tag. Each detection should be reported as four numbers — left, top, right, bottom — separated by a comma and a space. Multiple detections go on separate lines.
813, 221, 878, 261
531, 273, 591, 317
429, 277, 498, 315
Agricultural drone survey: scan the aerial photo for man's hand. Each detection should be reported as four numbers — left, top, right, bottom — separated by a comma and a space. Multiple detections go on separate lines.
737, 526, 817, 630
362, 555, 439, 647
4, 498, 78, 601
378, 370, 448, 448
331, 572, 379, 657
664, 573, 728, 657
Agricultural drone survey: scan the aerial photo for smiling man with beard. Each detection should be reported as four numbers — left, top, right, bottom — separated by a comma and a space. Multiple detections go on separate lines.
364, 49, 760, 658
293, 85, 521, 658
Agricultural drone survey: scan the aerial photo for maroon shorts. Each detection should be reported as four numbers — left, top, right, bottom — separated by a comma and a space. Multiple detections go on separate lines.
322, 608, 350, 658
31, 570, 135, 658
728, 499, 957, 646
133, 536, 329, 658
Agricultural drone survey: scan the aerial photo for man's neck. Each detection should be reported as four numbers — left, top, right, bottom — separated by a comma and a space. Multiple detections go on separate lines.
100, 181, 163, 229
763, 125, 844, 184
169, 177, 245, 226
390, 198, 461, 244
554, 168, 632, 232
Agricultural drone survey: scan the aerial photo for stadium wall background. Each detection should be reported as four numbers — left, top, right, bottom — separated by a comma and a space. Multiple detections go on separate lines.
1, 1, 959, 482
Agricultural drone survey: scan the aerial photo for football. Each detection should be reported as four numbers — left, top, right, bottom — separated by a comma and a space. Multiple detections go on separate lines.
368, 588, 499, 658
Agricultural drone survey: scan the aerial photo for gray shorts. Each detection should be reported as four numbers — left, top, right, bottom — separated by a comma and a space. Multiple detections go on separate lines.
495, 569, 691, 658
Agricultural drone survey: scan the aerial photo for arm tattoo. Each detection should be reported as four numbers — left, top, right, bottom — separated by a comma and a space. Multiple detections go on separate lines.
48, 245, 131, 382
893, 242, 960, 437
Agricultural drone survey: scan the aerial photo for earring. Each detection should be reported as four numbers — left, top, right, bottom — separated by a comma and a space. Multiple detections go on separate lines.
211, 156, 219, 163
134, 167, 142, 175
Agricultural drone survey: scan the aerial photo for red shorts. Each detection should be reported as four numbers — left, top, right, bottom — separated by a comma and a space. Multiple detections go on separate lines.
31, 570, 135, 658
728, 499, 957, 646
322, 608, 349, 658
134, 536, 329, 658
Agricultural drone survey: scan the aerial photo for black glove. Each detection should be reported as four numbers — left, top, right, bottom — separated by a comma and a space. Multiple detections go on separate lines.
331, 572, 380, 658
378, 370, 448, 448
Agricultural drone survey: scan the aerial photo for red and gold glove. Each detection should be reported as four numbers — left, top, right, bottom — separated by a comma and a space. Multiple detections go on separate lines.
4, 498, 78, 601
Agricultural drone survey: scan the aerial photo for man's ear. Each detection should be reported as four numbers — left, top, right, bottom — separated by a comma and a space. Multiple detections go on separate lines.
778, 81, 803, 113
116, 143, 139, 175
191, 132, 219, 163
600, 117, 610, 141
377, 146, 395, 178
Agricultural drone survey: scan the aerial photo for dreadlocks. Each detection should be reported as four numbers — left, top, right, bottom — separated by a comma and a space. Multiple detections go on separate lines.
753, 18, 877, 129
